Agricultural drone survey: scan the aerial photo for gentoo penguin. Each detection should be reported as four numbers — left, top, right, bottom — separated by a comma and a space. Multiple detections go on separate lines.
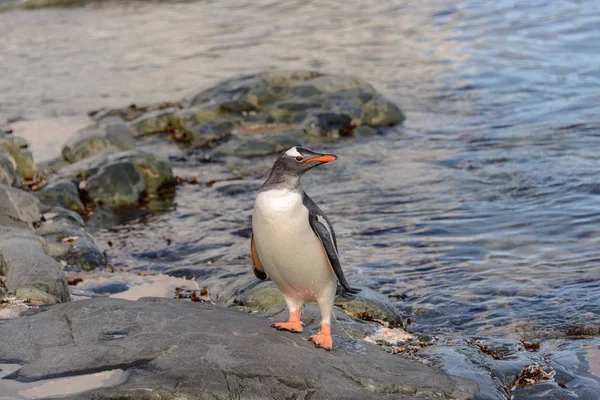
251, 146, 360, 350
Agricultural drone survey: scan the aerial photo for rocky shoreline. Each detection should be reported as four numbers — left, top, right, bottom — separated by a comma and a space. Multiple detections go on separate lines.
0, 71, 598, 400
0, 71, 464, 399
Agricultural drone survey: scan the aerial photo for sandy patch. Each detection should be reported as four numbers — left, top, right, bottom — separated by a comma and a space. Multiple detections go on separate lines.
0, 364, 127, 400
110, 274, 200, 301
9, 116, 89, 162
0, 299, 32, 319
584, 344, 600, 378
68, 271, 202, 302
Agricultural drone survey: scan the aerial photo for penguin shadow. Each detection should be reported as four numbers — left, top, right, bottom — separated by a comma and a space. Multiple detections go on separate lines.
269, 304, 372, 355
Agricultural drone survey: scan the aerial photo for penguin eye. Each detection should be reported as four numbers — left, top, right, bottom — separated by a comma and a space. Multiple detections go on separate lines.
295, 155, 303, 162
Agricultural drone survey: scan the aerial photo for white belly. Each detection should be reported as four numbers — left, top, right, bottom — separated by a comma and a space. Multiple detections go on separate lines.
252, 189, 336, 302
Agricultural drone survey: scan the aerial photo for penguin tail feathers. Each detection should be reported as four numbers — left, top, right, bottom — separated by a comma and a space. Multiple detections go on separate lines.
337, 285, 362, 299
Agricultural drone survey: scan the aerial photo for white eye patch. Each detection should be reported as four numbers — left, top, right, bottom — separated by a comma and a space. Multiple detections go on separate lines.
285, 147, 301, 157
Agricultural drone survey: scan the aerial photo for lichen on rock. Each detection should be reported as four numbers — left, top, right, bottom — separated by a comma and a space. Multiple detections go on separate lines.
0, 136, 37, 180
59, 150, 175, 209
61, 118, 136, 163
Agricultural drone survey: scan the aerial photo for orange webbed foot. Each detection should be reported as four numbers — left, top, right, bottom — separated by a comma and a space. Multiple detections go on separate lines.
271, 310, 303, 333
309, 323, 332, 350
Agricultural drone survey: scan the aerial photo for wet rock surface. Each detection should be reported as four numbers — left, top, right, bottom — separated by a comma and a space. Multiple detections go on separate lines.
0, 297, 476, 400
2, 71, 596, 399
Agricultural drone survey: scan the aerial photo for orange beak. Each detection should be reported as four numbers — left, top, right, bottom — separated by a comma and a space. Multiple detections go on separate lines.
303, 155, 338, 164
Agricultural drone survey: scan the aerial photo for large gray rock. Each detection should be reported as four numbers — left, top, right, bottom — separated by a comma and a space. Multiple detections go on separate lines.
0, 234, 70, 303
187, 71, 405, 131
0, 297, 477, 399
0, 147, 21, 187
86, 160, 146, 208
62, 119, 136, 163
96, 71, 405, 155
0, 184, 41, 229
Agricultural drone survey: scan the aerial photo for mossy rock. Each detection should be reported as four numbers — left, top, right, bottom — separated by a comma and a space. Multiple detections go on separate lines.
15, 287, 59, 304
241, 286, 285, 312
59, 150, 174, 208
0, 147, 21, 187
236, 281, 402, 326
62, 119, 136, 163
127, 109, 178, 138
0, 137, 37, 179
362, 95, 406, 126
86, 160, 146, 208
335, 287, 403, 325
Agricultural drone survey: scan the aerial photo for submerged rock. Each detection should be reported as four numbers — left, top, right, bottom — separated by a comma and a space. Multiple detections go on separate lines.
0, 297, 476, 399
61, 118, 136, 163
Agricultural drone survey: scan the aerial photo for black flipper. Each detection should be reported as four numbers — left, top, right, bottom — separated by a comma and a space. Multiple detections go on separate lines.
304, 193, 361, 297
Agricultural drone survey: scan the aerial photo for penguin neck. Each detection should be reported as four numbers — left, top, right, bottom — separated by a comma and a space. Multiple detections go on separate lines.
261, 169, 302, 193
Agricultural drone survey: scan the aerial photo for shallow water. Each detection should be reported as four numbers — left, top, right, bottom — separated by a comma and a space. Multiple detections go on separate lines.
1, 0, 599, 340
0, 364, 127, 399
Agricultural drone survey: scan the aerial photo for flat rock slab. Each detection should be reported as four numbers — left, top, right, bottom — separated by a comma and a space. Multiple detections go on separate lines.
0, 297, 476, 400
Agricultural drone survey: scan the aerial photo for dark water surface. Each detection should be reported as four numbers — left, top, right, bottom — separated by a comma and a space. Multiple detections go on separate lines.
1, 0, 599, 339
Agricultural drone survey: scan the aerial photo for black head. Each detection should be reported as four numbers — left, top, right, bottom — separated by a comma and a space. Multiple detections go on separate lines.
261, 146, 338, 190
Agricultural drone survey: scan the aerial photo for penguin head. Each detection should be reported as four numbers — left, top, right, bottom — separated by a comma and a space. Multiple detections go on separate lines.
271, 146, 338, 179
